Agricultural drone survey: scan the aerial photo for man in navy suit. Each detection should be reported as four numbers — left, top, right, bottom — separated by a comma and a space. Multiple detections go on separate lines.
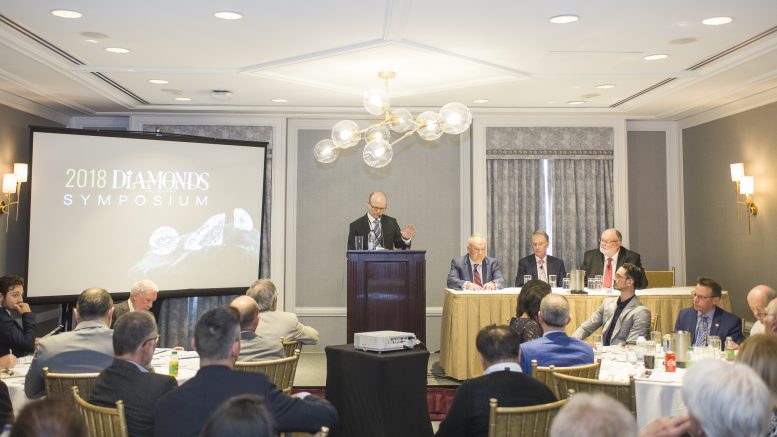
674, 277, 744, 347
515, 230, 567, 287
519, 293, 594, 374
447, 234, 505, 290
347, 191, 415, 250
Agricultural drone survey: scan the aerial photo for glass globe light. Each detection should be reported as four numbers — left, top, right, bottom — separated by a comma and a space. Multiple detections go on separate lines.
363, 139, 393, 168
366, 125, 391, 143
363, 88, 389, 116
331, 120, 361, 149
389, 108, 413, 133
439, 102, 472, 134
416, 111, 443, 141
314, 139, 339, 163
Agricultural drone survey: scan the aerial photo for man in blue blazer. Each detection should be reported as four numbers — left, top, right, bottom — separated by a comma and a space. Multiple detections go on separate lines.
515, 230, 567, 287
447, 234, 505, 290
674, 277, 744, 347
347, 191, 415, 250
520, 294, 594, 374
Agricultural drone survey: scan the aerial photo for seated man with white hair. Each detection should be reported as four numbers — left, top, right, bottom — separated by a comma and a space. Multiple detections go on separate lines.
550, 393, 637, 437
112, 279, 159, 326
765, 297, 777, 334
746, 284, 776, 334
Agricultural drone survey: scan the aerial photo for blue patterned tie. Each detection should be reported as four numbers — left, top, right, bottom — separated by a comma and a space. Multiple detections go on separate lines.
695, 315, 709, 346
372, 219, 382, 248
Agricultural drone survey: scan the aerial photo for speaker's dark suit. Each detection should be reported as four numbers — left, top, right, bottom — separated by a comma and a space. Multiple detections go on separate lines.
674, 306, 744, 346
91, 359, 178, 437
435, 369, 556, 437
515, 254, 567, 287
154, 365, 337, 437
347, 214, 410, 250
0, 308, 36, 357
580, 246, 645, 285
447, 255, 505, 289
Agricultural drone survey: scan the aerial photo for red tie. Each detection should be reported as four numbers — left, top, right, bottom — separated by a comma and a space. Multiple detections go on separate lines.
473, 264, 483, 286
604, 258, 613, 287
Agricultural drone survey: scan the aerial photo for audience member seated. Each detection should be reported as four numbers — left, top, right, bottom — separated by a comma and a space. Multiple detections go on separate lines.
0, 381, 12, 428
736, 334, 777, 437
573, 263, 650, 345
154, 307, 337, 437
112, 279, 159, 326
519, 294, 594, 374
747, 285, 776, 335
0, 274, 36, 357
447, 234, 505, 291
508, 279, 551, 344
674, 277, 744, 348
90, 311, 178, 437
515, 230, 566, 287
230, 296, 284, 361
580, 228, 644, 288
550, 392, 637, 437
766, 299, 777, 334
435, 324, 556, 437
247, 279, 320, 345
200, 394, 277, 437
25, 288, 115, 399
681, 359, 771, 436
9, 398, 87, 437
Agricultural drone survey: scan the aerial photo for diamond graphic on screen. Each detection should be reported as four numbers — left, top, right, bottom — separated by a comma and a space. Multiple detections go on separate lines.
149, 226, 180, 255
184, 213, 225, 250
233, 208, 253, 230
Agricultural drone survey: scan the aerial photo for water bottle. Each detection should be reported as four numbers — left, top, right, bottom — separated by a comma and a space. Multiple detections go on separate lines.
368, 232, 375, 250
636, 335, 646, 364
725, 336, 736, 361
169, 350, 179, 377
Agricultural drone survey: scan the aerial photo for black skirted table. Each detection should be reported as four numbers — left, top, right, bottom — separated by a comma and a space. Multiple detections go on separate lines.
325, 344, 433, 437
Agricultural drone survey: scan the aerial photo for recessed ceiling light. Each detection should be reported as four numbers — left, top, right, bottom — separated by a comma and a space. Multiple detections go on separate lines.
214, 11, 243, 20
702, 16, 733, 26
271, 99, 288, 103
175, 97, 192, 101
643, 54, 668, 61
596, 84, 616, 89
472, 99, 489, 104
51, 9, 82, 19
567, 101, 586, 105
148, 79, 169, 84
105, 47, 130, 54
549, 15, 579, 24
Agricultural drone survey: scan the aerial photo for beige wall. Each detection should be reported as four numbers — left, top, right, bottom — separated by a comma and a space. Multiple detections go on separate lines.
683, 100, 777, 320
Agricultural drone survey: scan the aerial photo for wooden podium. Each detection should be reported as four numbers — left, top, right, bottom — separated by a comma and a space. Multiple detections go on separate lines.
346, 250, 426, 344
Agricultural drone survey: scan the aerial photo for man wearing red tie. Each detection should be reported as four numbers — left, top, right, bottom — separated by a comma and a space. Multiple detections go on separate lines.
580, 228, 645, 288
447, 234, 505, 291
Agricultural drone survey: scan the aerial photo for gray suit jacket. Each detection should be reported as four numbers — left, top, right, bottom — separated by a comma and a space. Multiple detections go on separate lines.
24, 320, 114, 398
256, 311, 320, 345
572, 296, 651, 345
238, 331, 285, 361
447, 255, 505, 289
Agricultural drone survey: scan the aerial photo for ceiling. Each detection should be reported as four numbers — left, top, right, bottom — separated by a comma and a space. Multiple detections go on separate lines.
1, 1, 777, 123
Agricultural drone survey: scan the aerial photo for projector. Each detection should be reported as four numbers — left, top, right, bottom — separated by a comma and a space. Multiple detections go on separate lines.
354, 331, 418, 352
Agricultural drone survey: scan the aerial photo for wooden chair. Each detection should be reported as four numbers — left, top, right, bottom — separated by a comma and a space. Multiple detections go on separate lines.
281, 338, 302, 357
72, 386, 129, 437
530, 360, 601, 398
487, 397, 567, 437
44, 367, 99, 403
551, 372, 636, 415
235, 350, 300, 393
650, 313, 660, 333
644, 267, 675, 288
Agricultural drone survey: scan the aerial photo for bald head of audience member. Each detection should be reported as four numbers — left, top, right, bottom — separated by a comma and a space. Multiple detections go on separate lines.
129, 279, 158, 312
246, 279, 277, 312
193, 307, 241, 367
74, 288, 114, 326
550, 393, 637, 437
747, 285, 776, 327
230, 295, 260, 332
112, 311, 159, 368
200, 394, 276, 437
765, 298, 777, 334
475, 325, 520, 370
538, 293, 571, 331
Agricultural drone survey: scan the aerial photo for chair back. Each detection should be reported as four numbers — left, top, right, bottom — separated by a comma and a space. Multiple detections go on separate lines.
650, 313, 660, 333
644, 268, 675, 288
487, 397, 567, 437
283, 426, 329, 437
71, 386, 129, 437
281, 338, 302, 357
44, 367, 99, 403
551, 372, 636, 415
530, 360, 601, 398
235, 350, 300, 393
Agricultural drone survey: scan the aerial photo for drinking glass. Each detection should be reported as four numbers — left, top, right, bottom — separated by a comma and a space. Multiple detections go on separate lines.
523, 275, 532, 286
594, 275, 603, 289
354, 236, 364, 250
548, 275, 557, 287
587, 278, 595, 290
593, 334, 603, 354
562, 278, 570, 290
651, 331, 662, 354
708, 336, 722, 353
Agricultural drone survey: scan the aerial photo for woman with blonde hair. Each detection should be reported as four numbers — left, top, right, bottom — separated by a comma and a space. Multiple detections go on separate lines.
737, 333, 777, 437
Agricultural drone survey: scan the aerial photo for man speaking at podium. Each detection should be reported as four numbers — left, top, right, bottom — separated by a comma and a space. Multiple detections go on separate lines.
347, 191, 415, 250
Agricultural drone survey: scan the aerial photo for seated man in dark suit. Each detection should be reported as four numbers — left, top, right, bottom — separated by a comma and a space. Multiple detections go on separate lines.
25, 288, 115, 399
112, 279, 159, 326
229, 295, 284, 361
90, 311, 178, 437
519, 294, 594, 374
515, 230, 567, 287
154, 307, 337, 437
447, 234, 505, 291
435, 325, 556, 437
347, 191, 414, 250
675, 277, 744, 347
580, 228, 644, 288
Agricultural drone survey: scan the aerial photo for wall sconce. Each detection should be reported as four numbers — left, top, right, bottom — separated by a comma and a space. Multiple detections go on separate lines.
730, 163, 744, 220
738, 175, 758, 233
0, 163, 27, 232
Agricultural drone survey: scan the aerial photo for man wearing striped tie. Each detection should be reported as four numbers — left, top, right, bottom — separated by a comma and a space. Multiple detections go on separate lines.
347, 191, 415, 250
447, 234, 505, 291
674, 277, 744, 348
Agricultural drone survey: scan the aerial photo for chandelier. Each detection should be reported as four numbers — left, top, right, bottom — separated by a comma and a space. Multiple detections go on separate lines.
314, 71, 473, 168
